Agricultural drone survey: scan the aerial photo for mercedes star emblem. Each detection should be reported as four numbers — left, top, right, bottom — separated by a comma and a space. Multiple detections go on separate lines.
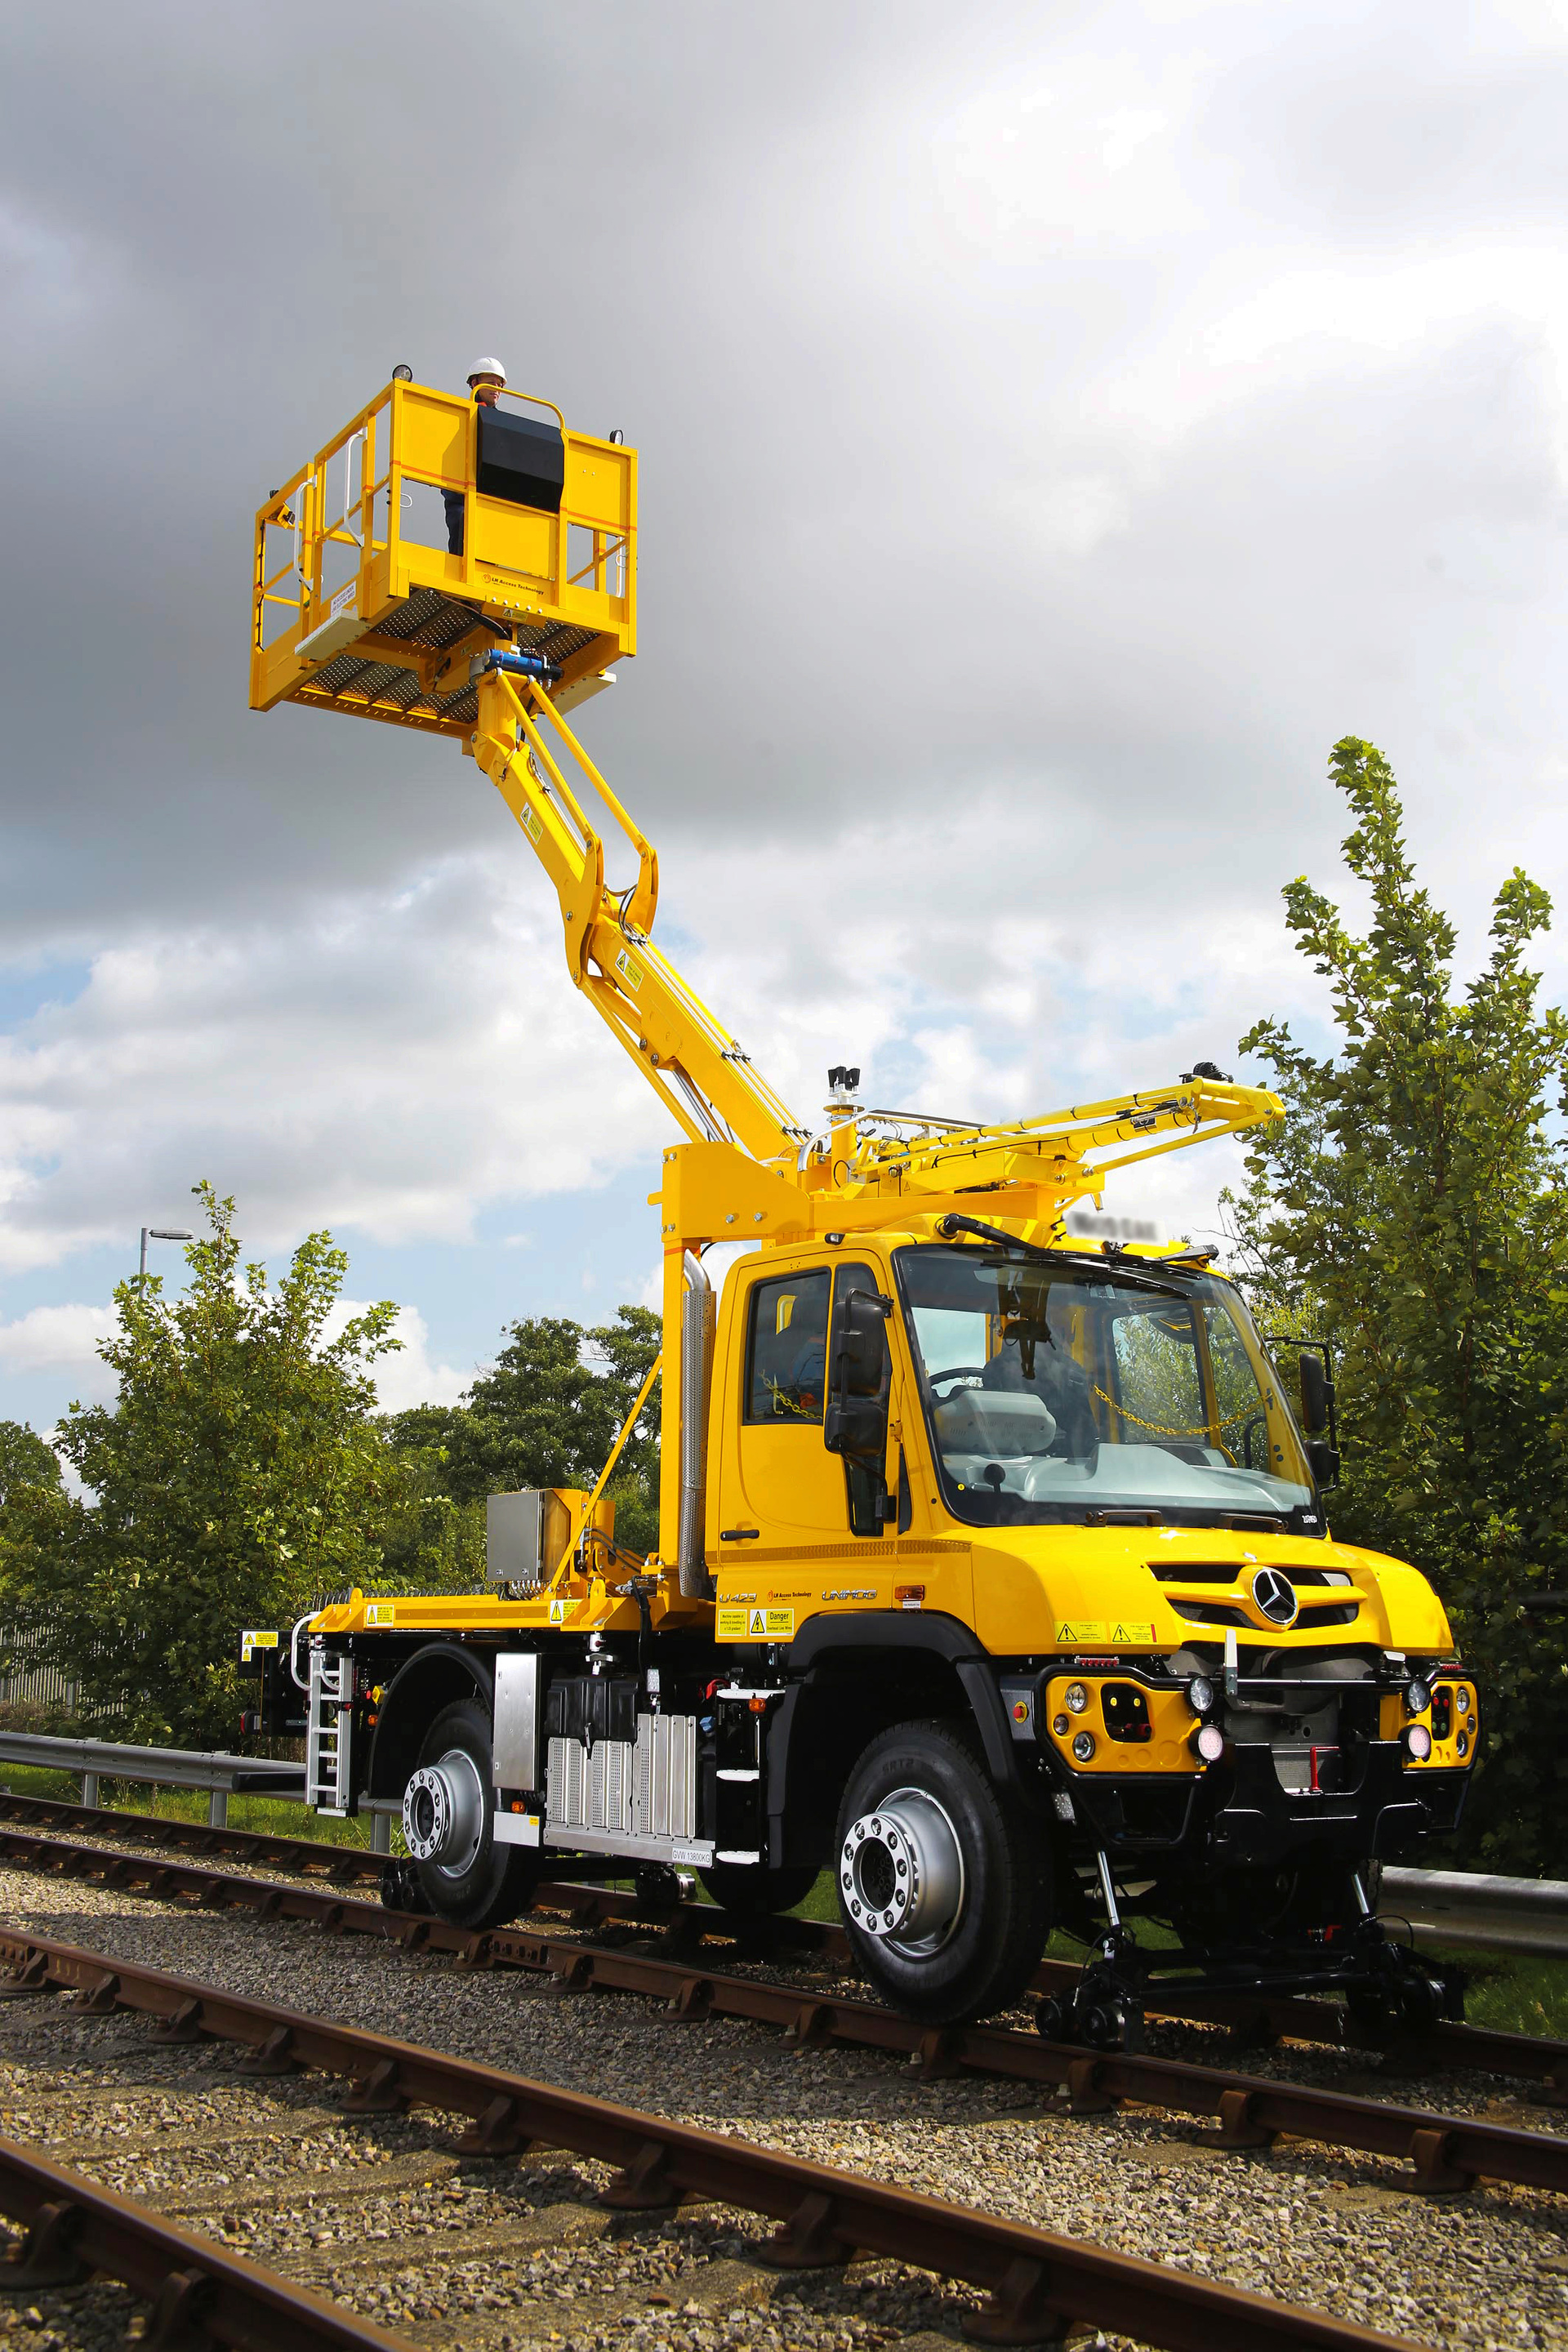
1250, 1566, 1298, 1626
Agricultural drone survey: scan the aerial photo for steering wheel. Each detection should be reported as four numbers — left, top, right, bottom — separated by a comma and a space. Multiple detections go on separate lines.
931, 1368, 989, 1396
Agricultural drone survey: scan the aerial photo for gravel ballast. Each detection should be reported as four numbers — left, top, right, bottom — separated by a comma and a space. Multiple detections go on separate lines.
0, 1861, 1563, 2350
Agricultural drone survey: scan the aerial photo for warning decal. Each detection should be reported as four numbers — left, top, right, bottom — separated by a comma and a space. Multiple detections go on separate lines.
717, 1605, 795, 1641
1109, 1620, 1156, 1645
239, 1629, 278, 1661
1053, 1619, 1106, 1645
614, 947, 645, 993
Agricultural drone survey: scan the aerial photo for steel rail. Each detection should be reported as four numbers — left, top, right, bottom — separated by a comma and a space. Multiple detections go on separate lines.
532, 1878, 1568, 2097
0, 2129, 416, 2350
0, 1789, 385, 1884
0, 1926, 1427, 2352
0, 1827, 1561, 2198
1, 1790, 1561, 2093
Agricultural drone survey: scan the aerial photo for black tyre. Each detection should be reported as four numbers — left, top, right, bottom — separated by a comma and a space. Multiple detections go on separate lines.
698, 1862, 818, 1918
403, 1699, 537, 1929
835, 1718, 1051, 2024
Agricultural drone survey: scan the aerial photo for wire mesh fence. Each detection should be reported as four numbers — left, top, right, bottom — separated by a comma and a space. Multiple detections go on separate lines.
0, 1624, 78, 1717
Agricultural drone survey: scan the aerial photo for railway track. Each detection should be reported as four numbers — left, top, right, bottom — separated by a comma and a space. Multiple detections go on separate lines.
3, 1786, 1563, 2095
0, 1919, 1434, 2352
0, 1788, 389, 1885
0, 2127, 416, 2350
0, 1822, 1563, 2201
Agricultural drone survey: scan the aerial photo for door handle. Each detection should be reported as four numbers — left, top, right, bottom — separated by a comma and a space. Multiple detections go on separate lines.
719, 1527, 760, 1542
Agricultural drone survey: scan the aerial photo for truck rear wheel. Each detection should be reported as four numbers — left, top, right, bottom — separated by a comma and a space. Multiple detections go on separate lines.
403, 1699, 537, 1929
835, 1719, 1050, 2025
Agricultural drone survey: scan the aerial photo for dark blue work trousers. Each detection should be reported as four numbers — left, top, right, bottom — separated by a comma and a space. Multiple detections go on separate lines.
443, 490, 466, 555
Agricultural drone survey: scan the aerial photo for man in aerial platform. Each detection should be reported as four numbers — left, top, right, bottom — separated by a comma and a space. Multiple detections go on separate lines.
443, 357, 507, 555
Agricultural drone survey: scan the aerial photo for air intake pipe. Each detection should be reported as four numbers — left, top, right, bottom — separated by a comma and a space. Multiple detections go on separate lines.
678, 1249, 715, 1597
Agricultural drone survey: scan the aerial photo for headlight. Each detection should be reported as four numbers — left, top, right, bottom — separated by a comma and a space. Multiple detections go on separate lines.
1065, 1682, 1089, 1713
1405, 1723, 1433, 1761
1071, 1731, 1096, 1762
1196, 1723, 1226, 1763
1187, 1674, 1215, 1715
1456, 1729, 1469, 1757
1405, 1677, 1431, 1714
1456, 1686, 1471, 1716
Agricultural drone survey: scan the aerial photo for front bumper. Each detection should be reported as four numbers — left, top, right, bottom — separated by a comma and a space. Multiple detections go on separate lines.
1063, 1742, 1469, 1866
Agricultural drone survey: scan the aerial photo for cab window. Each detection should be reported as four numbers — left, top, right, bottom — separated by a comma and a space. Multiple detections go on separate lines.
745, 1270, 831, 1423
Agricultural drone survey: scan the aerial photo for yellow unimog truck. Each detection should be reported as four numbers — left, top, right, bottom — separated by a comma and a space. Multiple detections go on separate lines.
247, 371, 1479, 2037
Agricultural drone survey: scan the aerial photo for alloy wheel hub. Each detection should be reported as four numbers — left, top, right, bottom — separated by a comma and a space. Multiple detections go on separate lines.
402, 1747, 485, 1874
840, 1787, 964, 1955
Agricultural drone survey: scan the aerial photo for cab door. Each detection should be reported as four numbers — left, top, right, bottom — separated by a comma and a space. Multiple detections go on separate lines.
715, 1258, 890, 1552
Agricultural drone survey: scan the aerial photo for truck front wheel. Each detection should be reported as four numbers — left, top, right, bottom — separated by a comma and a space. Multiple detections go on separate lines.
402, 1699, 537, 1929
835, 1719, 1050, 2024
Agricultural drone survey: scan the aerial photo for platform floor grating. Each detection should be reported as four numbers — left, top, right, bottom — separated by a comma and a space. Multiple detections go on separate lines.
303, 590, 603, 726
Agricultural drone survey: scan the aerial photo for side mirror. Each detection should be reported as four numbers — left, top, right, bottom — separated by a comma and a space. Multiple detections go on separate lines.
823, 1289, 892, 1463
1298, 1350, 1328, 1433
1306, 1437, 1340, 1486
1297, 1348, 1340, 1490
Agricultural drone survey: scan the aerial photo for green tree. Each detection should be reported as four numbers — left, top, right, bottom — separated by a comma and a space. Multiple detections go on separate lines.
0, 1183, 401, 1745
373, 1410, 485, 1593
411, 1304, 663, 1559
1232, 737, 1568, 1870
0, 1422, 62, 1514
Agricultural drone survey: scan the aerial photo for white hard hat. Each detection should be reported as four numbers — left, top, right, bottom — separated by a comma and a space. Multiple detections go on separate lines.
468, 356, 507, 384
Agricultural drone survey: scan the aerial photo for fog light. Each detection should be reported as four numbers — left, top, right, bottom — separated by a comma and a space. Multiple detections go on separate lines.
1052, 1713, 1070, 1737
1456, 1729, 1469, 1757
1405, 1723, 1432, 1761
1187, 1674, 1215, 1714
1456, 1686, 1471, 1716
1065, 1682, 1089, 1713
1071, 1731, 1096, 1762
1405, 1677, 1431, 1714
1196, 1722, 1226, 1763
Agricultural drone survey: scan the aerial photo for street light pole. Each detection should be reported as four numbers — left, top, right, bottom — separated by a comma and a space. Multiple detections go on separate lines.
138, 1227, 194, 1283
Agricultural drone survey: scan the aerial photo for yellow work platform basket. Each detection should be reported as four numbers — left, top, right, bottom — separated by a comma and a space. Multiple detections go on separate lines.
251, 376, 636, 740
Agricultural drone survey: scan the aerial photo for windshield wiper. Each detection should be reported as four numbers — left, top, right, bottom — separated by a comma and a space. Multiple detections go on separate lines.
933, 1216, 1187, 1297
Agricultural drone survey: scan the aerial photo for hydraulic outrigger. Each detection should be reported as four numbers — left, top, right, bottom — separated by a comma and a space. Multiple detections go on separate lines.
248, 372, 1477, 2034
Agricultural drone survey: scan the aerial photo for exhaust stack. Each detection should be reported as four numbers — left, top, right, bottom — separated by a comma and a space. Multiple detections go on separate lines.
678, 1250, 715, 1597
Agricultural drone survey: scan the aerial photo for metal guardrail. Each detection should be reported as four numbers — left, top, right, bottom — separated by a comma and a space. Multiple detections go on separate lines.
0, 1730, 394, 1851
1379, 1864, 1568, 1958
0, 1726, 1558, 1945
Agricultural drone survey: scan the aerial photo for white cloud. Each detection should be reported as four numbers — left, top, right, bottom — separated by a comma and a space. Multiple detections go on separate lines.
333, 1303, 469, 1415
0, 1303, 119, 1411
0, 1303, 116, 1377
4, 0, 1568, 1434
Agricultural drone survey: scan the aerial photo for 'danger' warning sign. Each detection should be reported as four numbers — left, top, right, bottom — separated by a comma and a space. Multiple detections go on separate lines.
717, 1606, 795, 1641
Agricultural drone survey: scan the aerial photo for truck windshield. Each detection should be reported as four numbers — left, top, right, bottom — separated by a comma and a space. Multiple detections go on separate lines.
894, 1245, 1318, 1532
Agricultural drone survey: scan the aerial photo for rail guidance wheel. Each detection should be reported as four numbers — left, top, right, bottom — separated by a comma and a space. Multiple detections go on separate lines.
835, 1719, 1051, 2024
402, 1699, 537, 1929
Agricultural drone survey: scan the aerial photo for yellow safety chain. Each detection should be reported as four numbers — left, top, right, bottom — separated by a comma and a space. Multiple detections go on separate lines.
1090, 1386, 1254, 1441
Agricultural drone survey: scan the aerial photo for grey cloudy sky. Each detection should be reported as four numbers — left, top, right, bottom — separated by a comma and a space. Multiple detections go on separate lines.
2, 0, 1566, 1423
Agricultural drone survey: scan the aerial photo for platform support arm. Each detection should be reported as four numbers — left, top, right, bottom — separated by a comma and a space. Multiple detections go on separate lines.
472, 673, 807, 1165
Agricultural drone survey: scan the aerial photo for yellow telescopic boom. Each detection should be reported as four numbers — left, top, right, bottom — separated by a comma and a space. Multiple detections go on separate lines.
253, 376, 1282, 1570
